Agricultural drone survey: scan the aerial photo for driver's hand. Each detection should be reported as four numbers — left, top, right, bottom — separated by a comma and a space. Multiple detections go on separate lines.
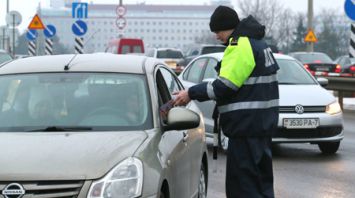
172, 90, 191, 106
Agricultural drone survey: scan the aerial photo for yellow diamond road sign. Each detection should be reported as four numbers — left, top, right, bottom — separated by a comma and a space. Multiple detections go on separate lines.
304, 29, 318, 43
28, 14, 45, 30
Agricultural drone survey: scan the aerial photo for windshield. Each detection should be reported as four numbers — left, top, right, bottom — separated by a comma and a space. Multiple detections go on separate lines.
201, 46, 226, 55
0, 73, 152, 132
157, 50, 183, 59
276, 59, 316, 85
292, 53, 333, 63
0, 54, 12, 64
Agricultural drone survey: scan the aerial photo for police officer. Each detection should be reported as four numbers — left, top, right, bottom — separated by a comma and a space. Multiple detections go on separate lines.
173, 5, 279, 198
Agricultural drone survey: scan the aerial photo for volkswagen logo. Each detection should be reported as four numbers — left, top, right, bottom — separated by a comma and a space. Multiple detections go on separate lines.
295, 104, 304, 114
2, 183, 25, 198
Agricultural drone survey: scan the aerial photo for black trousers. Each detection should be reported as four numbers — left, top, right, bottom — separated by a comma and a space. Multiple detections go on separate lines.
226, 137, 275, 198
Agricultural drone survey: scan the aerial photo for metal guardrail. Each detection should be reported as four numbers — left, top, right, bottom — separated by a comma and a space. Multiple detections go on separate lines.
323, 76, 355, 109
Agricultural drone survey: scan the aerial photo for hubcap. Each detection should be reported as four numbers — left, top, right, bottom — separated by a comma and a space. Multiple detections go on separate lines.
198, 169, 206, 198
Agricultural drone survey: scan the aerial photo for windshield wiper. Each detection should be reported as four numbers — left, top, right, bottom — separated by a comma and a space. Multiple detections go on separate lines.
28, 126, 92, 132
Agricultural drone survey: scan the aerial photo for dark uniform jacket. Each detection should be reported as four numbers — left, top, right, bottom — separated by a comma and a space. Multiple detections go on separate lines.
188, 15, 279, 138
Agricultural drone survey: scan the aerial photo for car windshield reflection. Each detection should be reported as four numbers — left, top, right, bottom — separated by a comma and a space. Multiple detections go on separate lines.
0, 73, 152, 132
276, 59, 316, 85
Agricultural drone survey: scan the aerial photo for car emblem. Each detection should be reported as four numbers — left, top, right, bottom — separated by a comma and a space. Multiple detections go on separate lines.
295, 104, 304, 114
2, 183, 25, 198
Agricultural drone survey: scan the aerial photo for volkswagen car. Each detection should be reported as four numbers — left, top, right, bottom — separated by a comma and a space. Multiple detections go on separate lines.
179, 53, 344, 154
0, 54, 208, 198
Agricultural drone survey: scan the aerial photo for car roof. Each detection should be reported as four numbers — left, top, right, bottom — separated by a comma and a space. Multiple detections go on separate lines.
289, 51, 327, 55
196, 52, 295, 61
0, 53, 163, 75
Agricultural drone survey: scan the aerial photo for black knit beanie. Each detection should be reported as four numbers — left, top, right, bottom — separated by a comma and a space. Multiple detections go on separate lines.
209, 6, 240, 32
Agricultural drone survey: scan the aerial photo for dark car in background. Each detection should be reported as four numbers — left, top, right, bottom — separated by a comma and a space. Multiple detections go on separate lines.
0, 50, 12, 65
177, 44, 226, 67
335, 55, 355, 76
289, 52, 341, 76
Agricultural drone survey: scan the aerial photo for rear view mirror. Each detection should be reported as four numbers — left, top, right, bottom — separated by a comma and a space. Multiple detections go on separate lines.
317, 77, 328, 87
164, 107, 200, 131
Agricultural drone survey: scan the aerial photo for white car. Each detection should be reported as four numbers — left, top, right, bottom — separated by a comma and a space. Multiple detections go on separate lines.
145, 48, 184, 73
179, 52, 344, 154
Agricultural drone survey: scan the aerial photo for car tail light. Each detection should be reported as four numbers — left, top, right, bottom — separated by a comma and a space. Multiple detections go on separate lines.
304, 64, 310, 70
350, 65, 355, 73
335, 64, 341, 73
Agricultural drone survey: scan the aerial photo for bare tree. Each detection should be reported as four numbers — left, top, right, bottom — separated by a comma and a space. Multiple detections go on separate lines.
237, 0, 284, 38
276, 8, 297, 53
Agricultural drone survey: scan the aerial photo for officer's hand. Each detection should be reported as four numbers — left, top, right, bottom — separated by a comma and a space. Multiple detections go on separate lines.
172, 90, 191, 106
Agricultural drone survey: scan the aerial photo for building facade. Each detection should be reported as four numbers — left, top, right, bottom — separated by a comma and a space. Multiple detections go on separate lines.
41, 1, 231, 53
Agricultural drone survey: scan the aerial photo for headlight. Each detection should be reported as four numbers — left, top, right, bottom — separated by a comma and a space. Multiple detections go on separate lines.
88, 157, 143, 198
326, 102, 342, 115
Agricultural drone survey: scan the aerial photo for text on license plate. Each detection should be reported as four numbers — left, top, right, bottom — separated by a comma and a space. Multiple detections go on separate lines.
283, 118, 319, 129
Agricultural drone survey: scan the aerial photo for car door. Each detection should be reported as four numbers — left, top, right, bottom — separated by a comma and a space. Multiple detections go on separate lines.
156, 67, 196, 198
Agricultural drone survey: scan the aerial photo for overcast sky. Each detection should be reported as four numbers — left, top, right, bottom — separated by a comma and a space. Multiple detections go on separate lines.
0, 0, 348, 31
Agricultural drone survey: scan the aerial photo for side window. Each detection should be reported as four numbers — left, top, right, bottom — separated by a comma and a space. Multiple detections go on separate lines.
203, 58, 218, 80
159, 68, 181, 94
121, 45, 130, 54
186, 58, 207, 83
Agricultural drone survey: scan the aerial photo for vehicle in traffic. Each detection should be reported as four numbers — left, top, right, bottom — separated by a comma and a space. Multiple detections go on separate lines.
288, 52, 341, 76
0, 50, 12, 65
0, 54, 208, 198
335, 55, 355, 76
145, 48, 184, 73
179, 52, 344, 154
105, 38, 145, 54
177, 44, 226, 67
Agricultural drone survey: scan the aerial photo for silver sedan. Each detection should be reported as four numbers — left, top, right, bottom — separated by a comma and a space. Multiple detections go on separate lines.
179, 53, 343, 154
0, 54, 208, 198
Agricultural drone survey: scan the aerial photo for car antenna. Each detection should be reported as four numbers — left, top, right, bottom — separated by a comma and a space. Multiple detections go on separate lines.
64, 30, 100, 71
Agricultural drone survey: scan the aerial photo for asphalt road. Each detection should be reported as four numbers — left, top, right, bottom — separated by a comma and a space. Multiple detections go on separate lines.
206, 109, 355, 198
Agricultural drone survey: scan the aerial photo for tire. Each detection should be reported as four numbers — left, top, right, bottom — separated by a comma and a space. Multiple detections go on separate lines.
318, 141, 340, 154
198, 163, 207, 198
218, 129, 229, 152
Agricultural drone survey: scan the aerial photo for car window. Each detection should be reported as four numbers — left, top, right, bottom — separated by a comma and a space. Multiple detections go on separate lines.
159, 67, 181, 94
157, 50, 183, 59
186, 58, 207, 83
121, 45, 130, 54
203, 58, 218, 79
0, 54, 12, 64
201, 46, 226, 55
293, 53, 333, 63
276, 59, 316, 84
0, 73, 152, 131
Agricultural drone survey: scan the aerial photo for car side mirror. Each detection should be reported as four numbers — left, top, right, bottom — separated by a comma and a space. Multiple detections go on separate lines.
317, 77, 328, 87
164, 107, 200, 131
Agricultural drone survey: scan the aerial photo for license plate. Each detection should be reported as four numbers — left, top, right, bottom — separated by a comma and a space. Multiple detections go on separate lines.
283, 118, 319, 129
316, 67, 329, 71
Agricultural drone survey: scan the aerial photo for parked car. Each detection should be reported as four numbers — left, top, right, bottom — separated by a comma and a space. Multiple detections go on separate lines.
179, 52, 344, 154
145, 48, 184, 73
335, 55, 355, 76
0, 54, 208, 198
0, 50, 12, 65
105, 38, 145, 54
288, 52, 341, 76
178, 44, 226, 67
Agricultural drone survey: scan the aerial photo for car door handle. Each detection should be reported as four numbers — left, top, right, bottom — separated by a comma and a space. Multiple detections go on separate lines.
183, 131, 189, 142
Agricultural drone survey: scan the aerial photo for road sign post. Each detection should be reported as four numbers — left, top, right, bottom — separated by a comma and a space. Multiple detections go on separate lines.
344, 0, 355, 57
6, 11, 22, 57
44, 24, 56, 55
26, 29, 37, 56
72, 3, 88, 53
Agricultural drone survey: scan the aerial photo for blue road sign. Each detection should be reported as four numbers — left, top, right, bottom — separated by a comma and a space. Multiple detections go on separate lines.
26, 29, 37, 41
72, 20, 88, 36
72, 2, 88, 18
44, 24, 56, 38
345, 0, 355, 21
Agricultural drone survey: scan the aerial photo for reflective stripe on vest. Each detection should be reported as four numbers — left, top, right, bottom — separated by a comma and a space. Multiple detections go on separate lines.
244, 74, 277, 85
218, 99, 279, 114
217, 76, 239, 91
207, 81, 216, 100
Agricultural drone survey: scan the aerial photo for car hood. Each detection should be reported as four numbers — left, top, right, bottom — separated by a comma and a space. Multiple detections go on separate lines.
0, 131, 147, 180
279, 85, 335, 106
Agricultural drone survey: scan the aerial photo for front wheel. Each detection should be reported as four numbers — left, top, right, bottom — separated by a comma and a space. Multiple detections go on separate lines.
198, 163, 207, 198
318, 141, 340, 154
